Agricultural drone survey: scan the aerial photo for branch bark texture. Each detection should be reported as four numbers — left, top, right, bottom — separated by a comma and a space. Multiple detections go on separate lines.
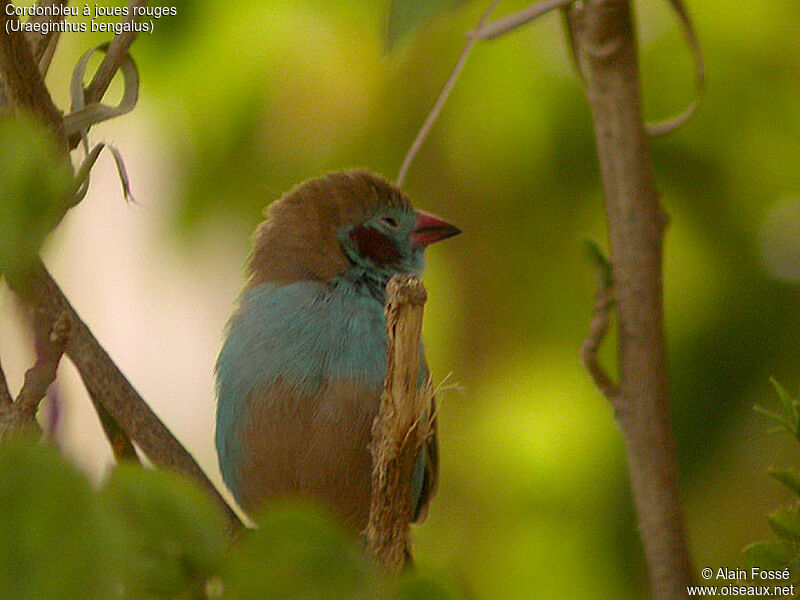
0, 311, 69, 438
567, 1, 693, 597
367, 275, 432, 569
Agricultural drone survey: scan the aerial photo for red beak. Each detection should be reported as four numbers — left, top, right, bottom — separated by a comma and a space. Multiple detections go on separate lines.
411, 210, 461, 249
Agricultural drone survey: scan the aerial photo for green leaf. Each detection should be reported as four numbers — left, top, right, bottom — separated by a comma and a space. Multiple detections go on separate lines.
103, 464, 227, 599
753, 404, 795, 435
0, 112, 73, 281
222, 503, 384, 599
770, 378, 799, 433
769, 468, 800, 498
743, 541, 797, 572
0, 435, 125, 600
767, 507, 800, 541
385, 0, 460, 48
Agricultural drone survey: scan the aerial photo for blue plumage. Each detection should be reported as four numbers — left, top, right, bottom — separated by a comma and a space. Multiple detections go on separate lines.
216, 278, 428, 498
214, 170, 458, 533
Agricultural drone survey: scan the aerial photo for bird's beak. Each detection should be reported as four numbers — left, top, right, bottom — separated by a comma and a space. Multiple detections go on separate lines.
411, 210, 461, 249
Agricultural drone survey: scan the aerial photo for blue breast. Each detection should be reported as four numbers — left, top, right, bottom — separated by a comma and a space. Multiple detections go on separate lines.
215, 278, 426, 496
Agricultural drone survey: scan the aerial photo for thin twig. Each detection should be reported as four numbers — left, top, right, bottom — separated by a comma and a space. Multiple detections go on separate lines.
16, 312, 70, 417
26, 0, 69, 73
83, 0, 145, 105
580, 280, 618, 402
561, 0, 704, 137
30, 298, 140, 463
468, 0, 574, 40
0, 312, 70, 438
68, 0, 146, 149
644, 0, 704, 137
36, 31, 61, 76
396, 0, 502, 188
98, 403, 140, 462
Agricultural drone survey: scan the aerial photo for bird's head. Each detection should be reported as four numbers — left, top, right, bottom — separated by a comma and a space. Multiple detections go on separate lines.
247, 170, 460, 293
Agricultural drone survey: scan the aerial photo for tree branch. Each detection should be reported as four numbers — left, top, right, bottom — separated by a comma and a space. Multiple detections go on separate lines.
30, 293, 140, 462
16, 260, 241, 527
0, 311, 69, 438
0, 4, 66, 147
2, 1, 144, 462
367, 275, 433, 569
566, 1, 693, 597
1, 15, 240, 528
17, 311, 69, 417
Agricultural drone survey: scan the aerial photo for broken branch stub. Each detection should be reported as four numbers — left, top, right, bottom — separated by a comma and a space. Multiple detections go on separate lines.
367, 274, 433, 569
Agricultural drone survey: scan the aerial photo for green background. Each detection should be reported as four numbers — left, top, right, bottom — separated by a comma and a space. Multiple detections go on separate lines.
9, 0, 800, 597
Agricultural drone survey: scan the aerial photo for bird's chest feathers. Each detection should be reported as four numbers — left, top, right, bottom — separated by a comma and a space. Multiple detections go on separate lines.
218, 281, 395, 400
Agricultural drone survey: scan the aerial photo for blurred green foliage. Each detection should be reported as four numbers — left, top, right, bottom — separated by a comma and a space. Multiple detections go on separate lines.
4, 0, 797, 597
0, 435, 123, 600
0, 112, 72, 281
385, 0, 460, 49
0, 436, 458, 599
223, 505, 381, 599
105, 464, 227, 598
746, 381, 800, 583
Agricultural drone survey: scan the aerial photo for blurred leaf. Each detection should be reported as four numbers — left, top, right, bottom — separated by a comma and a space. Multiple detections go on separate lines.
753, 404, 795, 437
743, 541, 796, 572
769, 468, 800, 498
0, 112, 73, 281
770, 378, 799, 434
223, 503, 384, 599
0, 435, 125, 600
103, 464, 227, 599
767, 507, 800, 541
385, 0, 460, 48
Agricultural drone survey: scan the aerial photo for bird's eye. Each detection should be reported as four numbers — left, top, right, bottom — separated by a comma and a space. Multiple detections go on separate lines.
380, 216, 399, 229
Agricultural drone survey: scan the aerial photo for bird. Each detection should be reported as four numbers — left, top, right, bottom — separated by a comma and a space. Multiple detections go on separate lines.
214, 169, 460, 535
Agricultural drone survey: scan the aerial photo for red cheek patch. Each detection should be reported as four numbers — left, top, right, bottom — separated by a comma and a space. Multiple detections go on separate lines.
349, 225, 402, 266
